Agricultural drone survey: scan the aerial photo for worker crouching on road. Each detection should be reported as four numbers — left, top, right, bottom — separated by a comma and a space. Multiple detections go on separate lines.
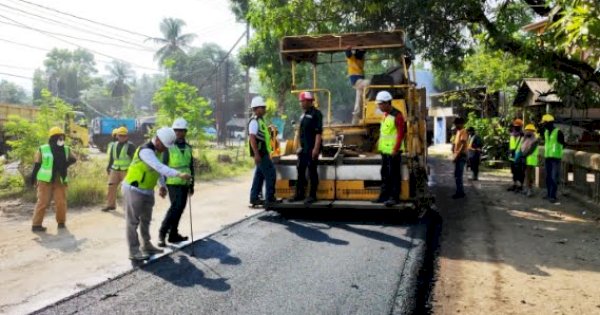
122, 127, 192, 261
518, 124, 539, 197
452, 117, 468, 199
31, 127, 77, 232
508, 119, 525, 192
540, 114, 565, 204
289, 91, 323, 205
102, 127, 134, 212
373, 91, 406, 207
248, 96, 279, 207
158, 118, 194, 247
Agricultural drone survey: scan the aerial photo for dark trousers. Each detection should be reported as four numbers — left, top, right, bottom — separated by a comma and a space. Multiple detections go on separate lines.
250, 155, 276, 202
513, 158, 525, 185
159, 185, 188, 237
295, 152, 319, 198
454, 156, 467, 195
545, 158, 561, 199
380, 154, 402, 201
468, 153, 480, 180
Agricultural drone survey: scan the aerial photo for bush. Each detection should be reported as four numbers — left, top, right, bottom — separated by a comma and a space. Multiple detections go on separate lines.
465, 112, 509, 160
195, 146, 253, 180
66, 159, 106, 207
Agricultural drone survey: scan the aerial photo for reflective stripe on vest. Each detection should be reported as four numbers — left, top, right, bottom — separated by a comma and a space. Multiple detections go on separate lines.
347, 55, 364, 76
111, 143, 132, 171
124, 146, 161, 190
107, 142, 115, 157
37, 144, 70, 183
166, 145, 192, 185
544, 128, 563, 159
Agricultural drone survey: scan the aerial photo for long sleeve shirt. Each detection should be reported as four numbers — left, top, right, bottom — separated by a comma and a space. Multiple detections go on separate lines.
121, 141, 180, 196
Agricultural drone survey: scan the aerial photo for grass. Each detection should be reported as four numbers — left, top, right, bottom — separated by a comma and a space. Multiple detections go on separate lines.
67, 159, 107, 207
195, 145, 254, 181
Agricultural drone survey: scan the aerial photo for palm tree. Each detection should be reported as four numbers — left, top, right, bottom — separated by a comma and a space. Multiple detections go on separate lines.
106, 60, 134, 115
147, 18, 197, 66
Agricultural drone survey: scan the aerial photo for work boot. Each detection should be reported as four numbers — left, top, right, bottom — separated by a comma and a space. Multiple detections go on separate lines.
288, 195, 304, 202
249, 199, 264, 206
304, 196, 317, 205
384, 199, 398, 207
101, 206, 116, 212
32, 225, 47, 232
158, 234, 167, 247
57, 223, 66, 229
168, 233, 189, 244
142, 243, 164, 255
129, 252, 150, 261
264, 198, 282, 209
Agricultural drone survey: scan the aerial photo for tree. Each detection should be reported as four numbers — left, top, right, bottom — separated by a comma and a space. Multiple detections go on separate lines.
132, 74, 165, 112
147, 18, 197, 66
230, 0, 599, 109
0, 80, 29, 104
105, 60, 135, 115
152, 79, 213, 143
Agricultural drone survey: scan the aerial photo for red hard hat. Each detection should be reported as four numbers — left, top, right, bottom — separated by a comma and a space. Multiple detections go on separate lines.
298, 91, 314, 101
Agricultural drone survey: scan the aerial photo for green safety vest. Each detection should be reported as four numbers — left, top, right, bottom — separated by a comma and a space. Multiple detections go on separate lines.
166, 144, 192, 185
111, 142, 132, 171
107, 141, 115, 157
37, 144, 70, 183
526, 145, 539, 167
509, 135, 523, 162
378, 112, 405, 154
124, 145, 161, 190
248, 116, 272, 157
544, 128, 563, 159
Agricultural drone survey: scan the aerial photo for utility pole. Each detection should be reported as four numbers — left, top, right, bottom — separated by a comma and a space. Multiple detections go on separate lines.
243, 23, 250, 145
224, 59, 230, 145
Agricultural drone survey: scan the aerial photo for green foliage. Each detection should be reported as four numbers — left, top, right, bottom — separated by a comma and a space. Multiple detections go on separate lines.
153, 79, 213, 142
66, 159, 106, 207
0, 80, 29, 104
4, 90, 73, 178
195, 146, 253, 180
148, 18, 197, 66
464, 112, 509, 160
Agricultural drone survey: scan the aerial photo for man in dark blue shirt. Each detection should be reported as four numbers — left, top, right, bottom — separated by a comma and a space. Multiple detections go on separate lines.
290, 91, 323, 204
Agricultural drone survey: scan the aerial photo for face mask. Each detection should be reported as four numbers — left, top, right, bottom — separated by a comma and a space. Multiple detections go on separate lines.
57, 140, 65, 147
525, 133, 533, 138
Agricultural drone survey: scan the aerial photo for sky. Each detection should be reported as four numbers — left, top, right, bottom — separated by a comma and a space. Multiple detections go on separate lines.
0, 0, 247, 91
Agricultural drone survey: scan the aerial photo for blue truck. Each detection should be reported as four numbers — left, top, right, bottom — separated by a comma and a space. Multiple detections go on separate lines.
91, 117, 154, 152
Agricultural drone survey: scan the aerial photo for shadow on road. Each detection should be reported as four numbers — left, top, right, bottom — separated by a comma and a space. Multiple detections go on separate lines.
259, 215, 350, 245
190, 237, 242, 265
33, 227, 87, 253
144, 254, 231, 292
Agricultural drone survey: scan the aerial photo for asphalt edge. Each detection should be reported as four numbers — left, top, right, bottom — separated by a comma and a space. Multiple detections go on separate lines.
29, 210, 269, 315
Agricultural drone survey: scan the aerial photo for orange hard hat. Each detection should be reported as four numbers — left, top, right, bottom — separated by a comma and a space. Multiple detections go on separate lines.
512, 118, 524, 127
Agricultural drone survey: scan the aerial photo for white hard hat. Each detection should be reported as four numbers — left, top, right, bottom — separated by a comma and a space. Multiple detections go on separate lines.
172, 118, 188, 130
156, 127, 176, 148
250, 96, 266, 108
376, 91, 393, 103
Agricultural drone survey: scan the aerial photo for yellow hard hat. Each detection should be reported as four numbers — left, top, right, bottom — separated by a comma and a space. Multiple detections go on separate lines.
512, 118, 524, 127
541, 114, 555, 123
112, 128, 118, 137
116, 126, 128, 135
524, 124, 537, 132
48, 126, 65, 137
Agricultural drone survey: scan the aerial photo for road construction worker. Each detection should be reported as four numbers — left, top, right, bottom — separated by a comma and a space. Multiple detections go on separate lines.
508, 118, 525, 192
30, 127, 77, 232
158, 118, 194, 247
373, 91, 406, 207
467, 127, 483, 181
122, 127, 192, 261
519, 124, 539, 197
346, 46, 368, 124
289, 91, 323, 205
541, 114, 565, 203
248, 96, 278, 207
102, 127, 135, 212
452, 117, 468, 199
269, 124, 281, 157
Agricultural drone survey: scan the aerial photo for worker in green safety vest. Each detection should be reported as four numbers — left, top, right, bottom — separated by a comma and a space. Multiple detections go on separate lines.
102, 126, 135, 212
540, 114, 565, 204
508, 118, 525, 192
248, 96, 279, 208
518, 124, 540, 198
30, 127, 77, 232
106, 128, 118, 155
122, 127, 192, 261
373, 91, 406, 207
158, 118, 195, 247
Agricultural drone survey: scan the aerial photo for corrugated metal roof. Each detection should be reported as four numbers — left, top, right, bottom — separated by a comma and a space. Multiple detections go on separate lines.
513, 78, 561, 107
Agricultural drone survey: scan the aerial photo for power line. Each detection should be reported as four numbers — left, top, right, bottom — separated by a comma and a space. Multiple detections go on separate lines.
15, 0, 153, 39
0, 2, 153, 50
0, 63, 35, 71
0, 71, 32, 79
0, 14, 161, 72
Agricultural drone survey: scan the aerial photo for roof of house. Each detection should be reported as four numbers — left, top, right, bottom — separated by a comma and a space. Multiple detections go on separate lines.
513, 78, 561, 107
226, 117, 246, 128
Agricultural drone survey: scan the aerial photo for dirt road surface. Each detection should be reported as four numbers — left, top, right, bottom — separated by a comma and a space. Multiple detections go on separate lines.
429, 146, 600, 315
0, 174, 259, 315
